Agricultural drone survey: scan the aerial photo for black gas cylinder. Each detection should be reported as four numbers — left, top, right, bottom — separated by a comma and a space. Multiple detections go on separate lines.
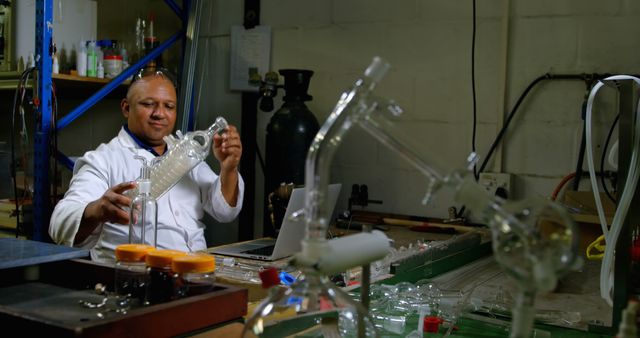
264, 69, 319, 236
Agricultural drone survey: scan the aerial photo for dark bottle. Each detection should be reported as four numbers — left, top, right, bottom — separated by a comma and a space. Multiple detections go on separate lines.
264, 69, 319, 237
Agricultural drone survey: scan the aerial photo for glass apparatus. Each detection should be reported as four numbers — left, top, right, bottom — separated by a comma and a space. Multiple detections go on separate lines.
172, 254, 217, 297
129, 156, 157, 246
114, 244, 155, 308
128, 117, 228, 200
144, 249, 187, 305
244, 57, 580, 338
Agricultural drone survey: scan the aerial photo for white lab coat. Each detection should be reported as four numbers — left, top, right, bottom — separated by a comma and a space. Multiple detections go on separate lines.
49, 127, 244, 263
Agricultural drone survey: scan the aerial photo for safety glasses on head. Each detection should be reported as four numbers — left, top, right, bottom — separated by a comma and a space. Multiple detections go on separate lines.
130, 66, 178, 89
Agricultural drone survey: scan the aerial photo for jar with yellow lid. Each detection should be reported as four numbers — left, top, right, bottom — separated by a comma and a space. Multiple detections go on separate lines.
144, 249, 187, 305
114, 244, 155, 306
172, 254, 216, 297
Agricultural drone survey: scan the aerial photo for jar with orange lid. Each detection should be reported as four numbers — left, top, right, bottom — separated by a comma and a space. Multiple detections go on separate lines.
172, 254, 216, 297
114, 244, 155, 306
144, 249, 187, 304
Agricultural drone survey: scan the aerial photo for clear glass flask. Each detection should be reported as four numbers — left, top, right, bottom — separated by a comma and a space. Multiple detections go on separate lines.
129, 156, 157, 246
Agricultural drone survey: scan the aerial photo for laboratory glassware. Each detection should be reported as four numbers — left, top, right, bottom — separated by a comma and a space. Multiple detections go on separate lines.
114, 244, 154, 307
172, 254, 217, 297
128, 117, 228, 200
144, 249, 186, 305
129, 156, 157, 246
244, 56, 580, 338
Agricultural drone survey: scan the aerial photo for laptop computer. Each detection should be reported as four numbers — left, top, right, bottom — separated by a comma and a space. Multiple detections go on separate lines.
210, 183, 342, 261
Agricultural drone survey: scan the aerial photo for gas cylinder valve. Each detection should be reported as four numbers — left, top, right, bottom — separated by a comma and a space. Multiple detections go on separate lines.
249, 69, 281, 112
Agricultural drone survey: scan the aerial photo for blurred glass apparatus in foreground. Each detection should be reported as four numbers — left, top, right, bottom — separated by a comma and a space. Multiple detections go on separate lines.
243, 57, 580, 338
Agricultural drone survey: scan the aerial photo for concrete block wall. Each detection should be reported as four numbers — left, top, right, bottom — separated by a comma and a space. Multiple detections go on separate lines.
197, 0, 640, 239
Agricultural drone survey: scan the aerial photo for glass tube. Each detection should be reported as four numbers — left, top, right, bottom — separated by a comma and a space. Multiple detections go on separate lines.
150, 117, 228, 199
127, 117, 228, 200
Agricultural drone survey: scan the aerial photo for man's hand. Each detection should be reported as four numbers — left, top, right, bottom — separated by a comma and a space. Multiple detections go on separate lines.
212, 125, 242, 206
213, 125, 242, 174
76, 181, 137, 244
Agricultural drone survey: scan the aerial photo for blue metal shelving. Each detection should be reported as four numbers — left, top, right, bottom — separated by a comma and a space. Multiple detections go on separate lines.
34, 0, 53, 242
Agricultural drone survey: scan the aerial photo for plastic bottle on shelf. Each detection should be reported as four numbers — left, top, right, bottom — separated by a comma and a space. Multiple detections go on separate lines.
52, 54, 59, 74
120, 46, 129, 70
86, 40, 97, 77
27, 53, 35, 68
97, 61, 104, 79
77, 40, 87, 76
104, 54, 123, 78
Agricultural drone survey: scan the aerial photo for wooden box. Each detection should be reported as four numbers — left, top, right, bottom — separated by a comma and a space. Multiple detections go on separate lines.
0, 259, 247, 337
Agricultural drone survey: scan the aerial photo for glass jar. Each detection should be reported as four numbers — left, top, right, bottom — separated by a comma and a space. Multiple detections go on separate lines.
114, 244, 155, 307
103, 54, 123, 78
172, 254, 216, 298
144, 249, 187, 305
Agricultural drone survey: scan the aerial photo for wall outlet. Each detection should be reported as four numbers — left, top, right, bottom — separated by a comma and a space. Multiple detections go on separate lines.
478, 172, 513, 198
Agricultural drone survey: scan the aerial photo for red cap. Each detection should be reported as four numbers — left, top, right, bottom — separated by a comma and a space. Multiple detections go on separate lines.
104, 54, 123, 60
423, 316, 442, 333
259, 267, 280, 289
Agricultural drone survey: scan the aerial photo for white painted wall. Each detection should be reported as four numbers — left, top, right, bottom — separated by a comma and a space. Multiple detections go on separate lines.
15, 0, 97, 65
196, 0, 639, 240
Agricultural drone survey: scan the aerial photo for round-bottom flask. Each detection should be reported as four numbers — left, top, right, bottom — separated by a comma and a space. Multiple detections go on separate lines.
243, 270, 378, 337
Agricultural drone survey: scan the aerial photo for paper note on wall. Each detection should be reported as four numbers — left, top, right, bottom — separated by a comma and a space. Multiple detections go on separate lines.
230, 25, 271, 92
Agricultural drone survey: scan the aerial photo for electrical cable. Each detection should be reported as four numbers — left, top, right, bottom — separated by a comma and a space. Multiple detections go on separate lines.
572, 99, 588, 191
550, 172, 576, 201
457, 73, 595, 219
10, 67, 36, 238
478, 74, 550, 174
600, 114, 619, 203
255, 140, 265, 174
10, 74, 23, 238
471, 0, 478, 178
456, 74, 551, 218
584, 75, 640, 305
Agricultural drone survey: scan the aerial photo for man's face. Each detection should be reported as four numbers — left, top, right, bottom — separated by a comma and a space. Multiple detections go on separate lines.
121, 75, 177, 147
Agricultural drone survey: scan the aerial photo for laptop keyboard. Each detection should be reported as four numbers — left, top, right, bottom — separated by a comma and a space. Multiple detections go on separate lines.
243, 245, 275, 256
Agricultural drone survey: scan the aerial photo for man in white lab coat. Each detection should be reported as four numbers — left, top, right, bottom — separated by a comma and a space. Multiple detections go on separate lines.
49, 68, 244, 262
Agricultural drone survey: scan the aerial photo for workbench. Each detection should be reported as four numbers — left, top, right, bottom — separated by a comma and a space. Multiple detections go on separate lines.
0, 238, 247, 338
210, 218, 615, 337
